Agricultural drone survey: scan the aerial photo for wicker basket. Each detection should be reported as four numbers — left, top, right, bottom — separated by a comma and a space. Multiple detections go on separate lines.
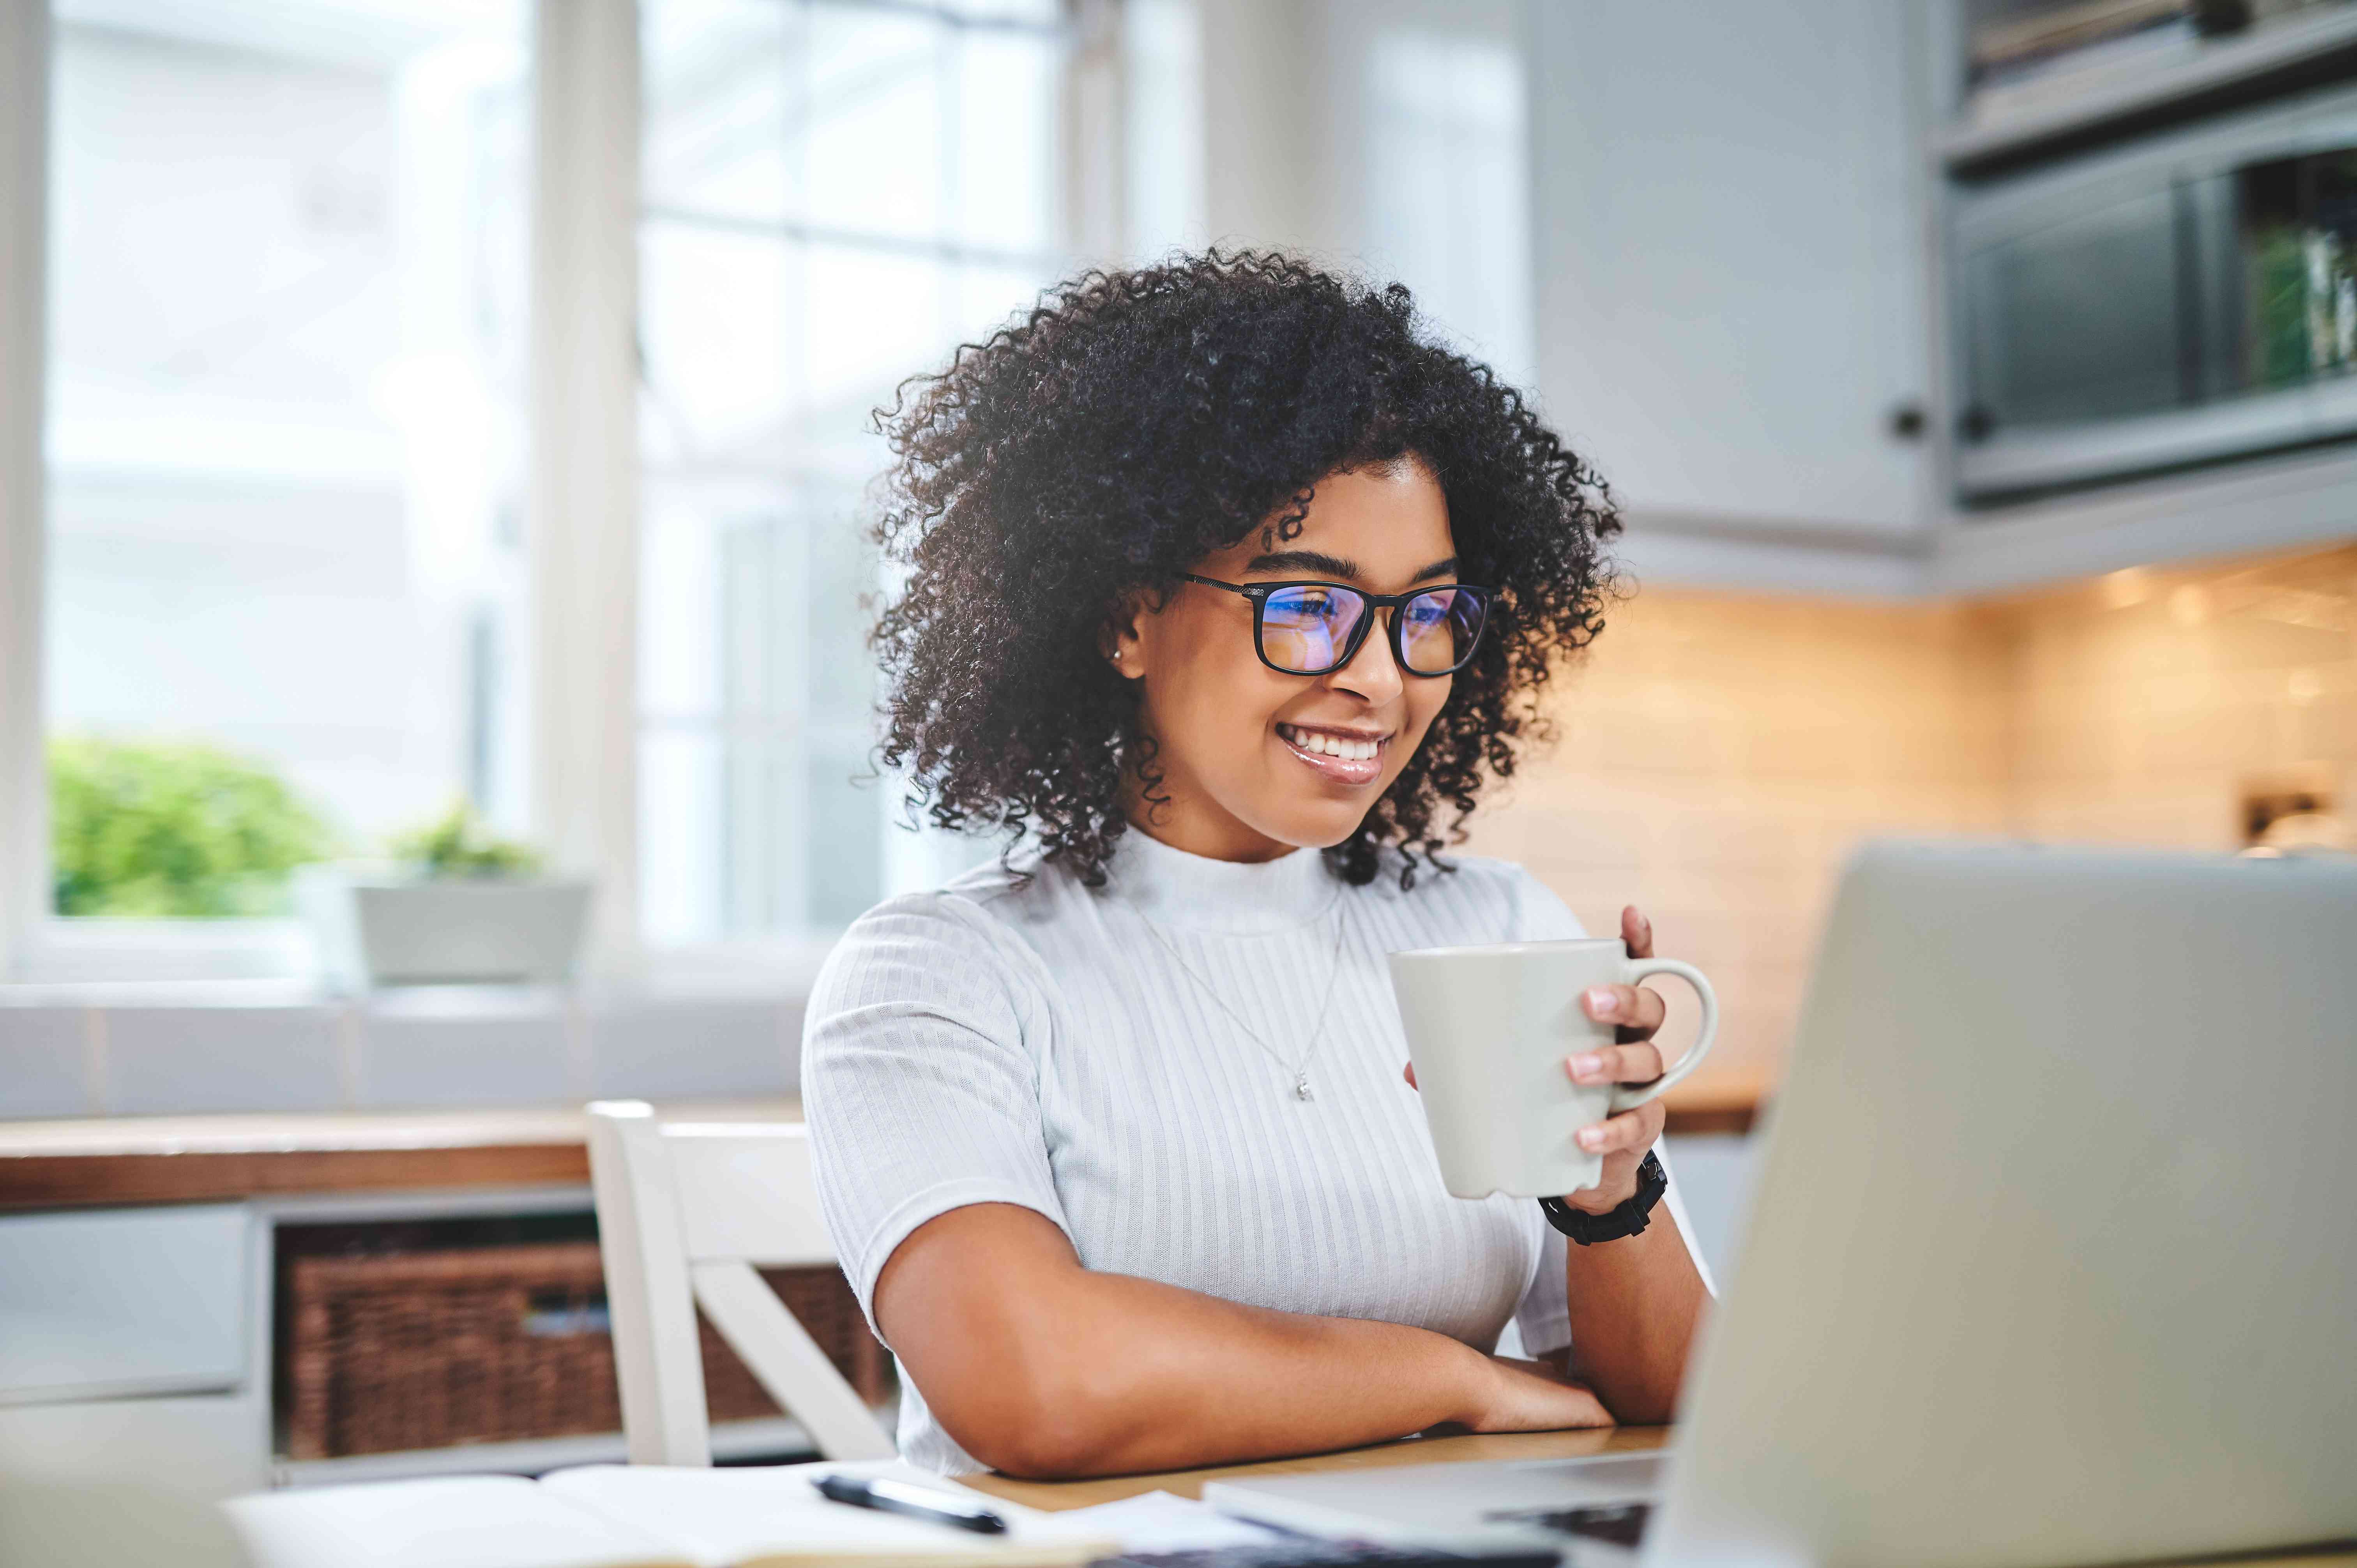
284, 1241, 889, 1460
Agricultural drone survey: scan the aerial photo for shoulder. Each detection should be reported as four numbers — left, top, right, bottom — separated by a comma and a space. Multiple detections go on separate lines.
807, 851, 1075, 1015
1346, 848, 1586, 945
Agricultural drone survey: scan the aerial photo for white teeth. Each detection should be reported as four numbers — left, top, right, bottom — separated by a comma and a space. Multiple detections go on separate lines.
1281, 724, 1380, 762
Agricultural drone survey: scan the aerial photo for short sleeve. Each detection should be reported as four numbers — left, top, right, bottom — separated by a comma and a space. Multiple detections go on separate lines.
800, 893, 1072, 1340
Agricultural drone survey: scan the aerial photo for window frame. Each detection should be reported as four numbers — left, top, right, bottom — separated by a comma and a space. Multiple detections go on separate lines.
0, 0, 1138, 987
0, 0, 52, 985
634, 0, 1088, 948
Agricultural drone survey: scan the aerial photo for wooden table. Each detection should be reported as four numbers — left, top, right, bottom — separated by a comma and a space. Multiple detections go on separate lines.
965, 1428, 2357, 1566
965, 1425, 1671, 1511
0, 1084, 1760, 1211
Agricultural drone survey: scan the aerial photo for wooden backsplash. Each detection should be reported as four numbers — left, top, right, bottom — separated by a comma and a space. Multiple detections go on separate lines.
1465, 542, 2357, 1098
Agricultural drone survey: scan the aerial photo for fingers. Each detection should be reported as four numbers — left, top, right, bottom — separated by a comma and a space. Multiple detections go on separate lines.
1567, 1040, 1666, 1086
1402, 1061, 1419, 1090
1578, 982, 1666, 1039
1575, 1097, 1665, 1155
1620, 905, 1653, 959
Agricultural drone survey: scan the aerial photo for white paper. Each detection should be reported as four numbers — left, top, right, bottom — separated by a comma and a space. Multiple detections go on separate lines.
226, 1476, 686, 1568
1050, 1490, 1288, 1553
540, 1462, 1110, 1565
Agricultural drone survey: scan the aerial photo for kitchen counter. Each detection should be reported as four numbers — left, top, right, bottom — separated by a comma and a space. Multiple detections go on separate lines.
0, 1077, 1763, 1211
0, 1098, 802, 1210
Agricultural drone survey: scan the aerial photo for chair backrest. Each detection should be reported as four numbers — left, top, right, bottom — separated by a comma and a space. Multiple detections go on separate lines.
585, 1101, 896, 1466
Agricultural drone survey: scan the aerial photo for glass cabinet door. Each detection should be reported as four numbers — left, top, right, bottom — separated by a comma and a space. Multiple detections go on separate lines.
1963, 185, 2186, 431
1959, 144, 2357, 438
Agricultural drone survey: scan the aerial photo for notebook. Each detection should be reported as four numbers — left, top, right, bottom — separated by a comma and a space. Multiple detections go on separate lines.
224, 1459, 1118, 1568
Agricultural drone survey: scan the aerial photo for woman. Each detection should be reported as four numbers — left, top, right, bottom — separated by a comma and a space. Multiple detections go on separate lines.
803, 252, 1710, 1480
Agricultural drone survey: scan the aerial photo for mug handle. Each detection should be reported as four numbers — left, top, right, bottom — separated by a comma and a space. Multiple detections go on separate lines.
1608, 958, 1719, 1112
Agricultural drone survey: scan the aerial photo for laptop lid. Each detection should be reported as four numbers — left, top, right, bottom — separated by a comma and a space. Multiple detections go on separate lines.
1648, 842, 2357, 1567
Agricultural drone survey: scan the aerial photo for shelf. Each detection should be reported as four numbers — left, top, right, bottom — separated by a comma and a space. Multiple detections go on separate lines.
270, 1416, 820, 1488
1941, 5, 2357, 171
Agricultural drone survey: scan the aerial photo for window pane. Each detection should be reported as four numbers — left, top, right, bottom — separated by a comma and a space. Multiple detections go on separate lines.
953, 29, 1058, 253
1364, 27, 1532, 387
45, 0, 530, 916
641, 219, 800, 460
639, 0, 1063, 943
806, 8, 945, 241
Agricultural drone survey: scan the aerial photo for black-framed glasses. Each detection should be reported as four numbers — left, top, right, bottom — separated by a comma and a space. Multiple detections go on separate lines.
1179, 574, 1493, 678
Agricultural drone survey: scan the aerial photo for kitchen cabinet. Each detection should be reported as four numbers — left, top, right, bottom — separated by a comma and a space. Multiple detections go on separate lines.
0, 1205, 248, 1404
1527, 0, 1933, 553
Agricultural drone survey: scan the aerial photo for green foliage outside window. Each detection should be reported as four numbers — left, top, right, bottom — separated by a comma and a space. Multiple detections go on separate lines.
49, 736, 336, 917
389, 801, 544, 879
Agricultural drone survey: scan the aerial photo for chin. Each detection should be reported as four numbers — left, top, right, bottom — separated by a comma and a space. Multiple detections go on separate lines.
1261, 800, 1383, 854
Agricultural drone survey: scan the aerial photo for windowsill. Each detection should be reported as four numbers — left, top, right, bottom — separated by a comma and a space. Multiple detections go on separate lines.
10, 918, 318, 989
0, 931, 846, 1122
7, 919, 842, 1001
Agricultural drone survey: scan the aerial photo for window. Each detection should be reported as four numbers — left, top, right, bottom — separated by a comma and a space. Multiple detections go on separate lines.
636, 0, 1068, 945
1, 0, 1168, 978
1364, 25, 1532, 388
41, 0, 531, 924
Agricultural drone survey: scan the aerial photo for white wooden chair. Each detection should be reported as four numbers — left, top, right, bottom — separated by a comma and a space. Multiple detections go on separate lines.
585, 1100, 897, 1466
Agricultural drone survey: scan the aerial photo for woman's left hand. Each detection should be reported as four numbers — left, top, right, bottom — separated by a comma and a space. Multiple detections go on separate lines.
1558, 905, 1670, 1214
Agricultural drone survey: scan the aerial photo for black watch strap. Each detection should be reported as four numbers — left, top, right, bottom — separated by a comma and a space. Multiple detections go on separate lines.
1539, 1150, 1669, 1245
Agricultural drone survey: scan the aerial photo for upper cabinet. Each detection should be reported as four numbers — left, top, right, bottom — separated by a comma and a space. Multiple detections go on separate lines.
1931, 0, 2357, 590
1526, 0, 1932, 545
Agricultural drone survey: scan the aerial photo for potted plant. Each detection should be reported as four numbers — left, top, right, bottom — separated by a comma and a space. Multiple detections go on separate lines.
300, 805, 593, 990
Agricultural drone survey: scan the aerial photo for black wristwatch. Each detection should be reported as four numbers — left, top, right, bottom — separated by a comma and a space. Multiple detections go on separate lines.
1539, 1150, 1668, 1245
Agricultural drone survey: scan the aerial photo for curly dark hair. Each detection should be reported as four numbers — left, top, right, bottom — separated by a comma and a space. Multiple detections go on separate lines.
869, 249, 1622, 890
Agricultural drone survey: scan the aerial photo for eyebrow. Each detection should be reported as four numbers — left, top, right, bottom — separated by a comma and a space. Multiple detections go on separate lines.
1242, 549, 1458, 584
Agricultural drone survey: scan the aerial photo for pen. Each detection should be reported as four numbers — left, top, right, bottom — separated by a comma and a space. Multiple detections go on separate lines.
814, 1473, 1010, 1536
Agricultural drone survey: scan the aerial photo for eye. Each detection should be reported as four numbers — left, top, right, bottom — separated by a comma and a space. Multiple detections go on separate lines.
1268, 587, 1349, 622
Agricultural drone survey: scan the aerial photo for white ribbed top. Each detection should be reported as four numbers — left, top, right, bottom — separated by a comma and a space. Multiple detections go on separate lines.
801, 830, 1702, 1474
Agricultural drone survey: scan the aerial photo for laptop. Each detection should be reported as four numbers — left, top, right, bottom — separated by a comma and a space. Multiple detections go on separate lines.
1204, 842, 2357, 1566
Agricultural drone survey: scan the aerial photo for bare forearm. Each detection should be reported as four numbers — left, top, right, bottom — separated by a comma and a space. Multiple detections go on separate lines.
874, 1203, 1599, 1479
1558, 1205, 1708, 1424
977, 1268, 1492, 1476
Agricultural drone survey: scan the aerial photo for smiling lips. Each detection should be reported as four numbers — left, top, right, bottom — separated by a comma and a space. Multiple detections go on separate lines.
1276, 720, 1389, 786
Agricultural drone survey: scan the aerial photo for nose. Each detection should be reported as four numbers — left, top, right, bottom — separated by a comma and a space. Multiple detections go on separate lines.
1328, 606, 1405, 705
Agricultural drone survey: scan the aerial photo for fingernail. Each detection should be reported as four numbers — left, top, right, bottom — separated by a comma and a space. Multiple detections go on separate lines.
1578, 1126, 1607, 1151
1569, 1052, 1604, 1080
1584, 986, 1617, 1019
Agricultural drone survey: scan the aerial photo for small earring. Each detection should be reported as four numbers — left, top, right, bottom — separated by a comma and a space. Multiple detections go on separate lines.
1112, 650, 1123, 660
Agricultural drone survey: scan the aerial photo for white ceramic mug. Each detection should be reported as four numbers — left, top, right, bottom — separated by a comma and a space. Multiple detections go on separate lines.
1388, 938, 1719, 1200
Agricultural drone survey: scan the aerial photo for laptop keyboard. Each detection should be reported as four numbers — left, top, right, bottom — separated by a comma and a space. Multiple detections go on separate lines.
1484, 1502, 1653, 1549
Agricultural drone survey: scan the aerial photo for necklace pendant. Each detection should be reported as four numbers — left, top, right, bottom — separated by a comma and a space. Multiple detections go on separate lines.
1294, 1072, 1313, 1102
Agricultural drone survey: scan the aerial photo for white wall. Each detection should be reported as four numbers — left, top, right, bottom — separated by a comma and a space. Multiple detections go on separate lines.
1196, 0, 1532, 385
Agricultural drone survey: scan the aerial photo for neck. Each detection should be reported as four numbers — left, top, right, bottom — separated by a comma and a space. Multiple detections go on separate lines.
1117, 756, 1299, 864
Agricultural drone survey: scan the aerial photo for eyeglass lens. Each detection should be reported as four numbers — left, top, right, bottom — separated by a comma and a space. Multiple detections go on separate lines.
1260, 585, 1483, 675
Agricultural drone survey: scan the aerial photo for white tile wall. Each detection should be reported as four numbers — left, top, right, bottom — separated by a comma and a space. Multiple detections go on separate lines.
587, 994, 800, 1100
353, 988, 575, 1109
101, 1006, 343, 1116
0, 989, 811, 1120
0, 1005, 90, 1119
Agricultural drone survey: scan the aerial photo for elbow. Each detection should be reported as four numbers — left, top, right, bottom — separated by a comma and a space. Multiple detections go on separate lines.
1593, 1369, 1684, 1429
963, 1413, 1106, 1481
931, 1342, 1131, 1479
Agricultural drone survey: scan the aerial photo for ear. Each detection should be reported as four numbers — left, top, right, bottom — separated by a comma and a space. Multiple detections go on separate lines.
1100, 593, 1149, 680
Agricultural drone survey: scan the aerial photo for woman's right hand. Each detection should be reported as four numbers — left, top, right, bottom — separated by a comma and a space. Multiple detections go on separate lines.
1461, 1354, 1615, 1434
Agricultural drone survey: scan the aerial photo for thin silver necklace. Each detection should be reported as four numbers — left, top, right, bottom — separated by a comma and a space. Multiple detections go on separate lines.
1136, 900, 1349, 1102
